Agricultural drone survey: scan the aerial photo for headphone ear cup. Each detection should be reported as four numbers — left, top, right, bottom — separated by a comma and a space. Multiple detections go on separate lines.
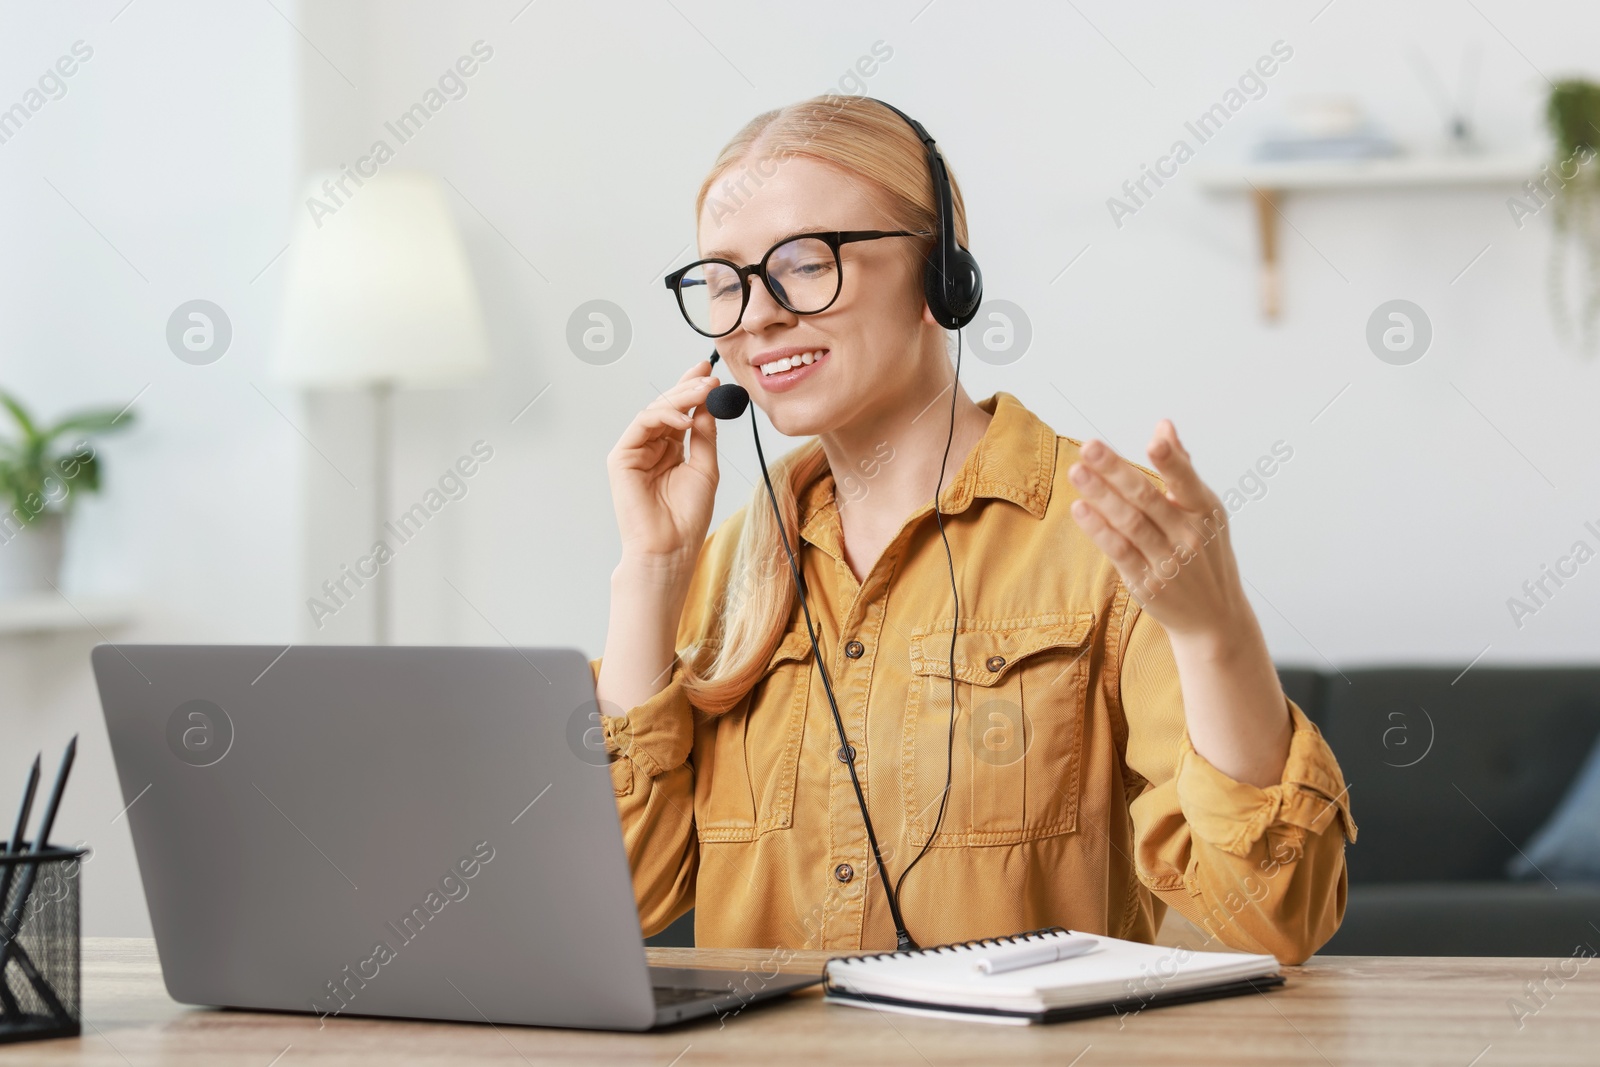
924, 247, 983, 330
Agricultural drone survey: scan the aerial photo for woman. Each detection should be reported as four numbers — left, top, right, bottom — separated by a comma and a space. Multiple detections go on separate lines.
590, 95, 1355, 963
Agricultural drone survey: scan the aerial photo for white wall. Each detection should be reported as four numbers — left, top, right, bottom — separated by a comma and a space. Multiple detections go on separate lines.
0, 1, 300, 936
294, 0, 1600, 669
2, 0, 1597, 937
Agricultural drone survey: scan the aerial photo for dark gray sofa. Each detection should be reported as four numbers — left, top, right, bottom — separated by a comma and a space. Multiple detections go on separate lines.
1286, 666, 1600, 956
648, 667, 1600, 955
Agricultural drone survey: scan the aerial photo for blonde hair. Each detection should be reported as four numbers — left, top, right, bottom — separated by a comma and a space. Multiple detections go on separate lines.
679, 93, 972, 714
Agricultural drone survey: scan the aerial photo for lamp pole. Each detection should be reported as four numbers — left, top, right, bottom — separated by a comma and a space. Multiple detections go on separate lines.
271, 171, 491, 649
372, 380, 392, 645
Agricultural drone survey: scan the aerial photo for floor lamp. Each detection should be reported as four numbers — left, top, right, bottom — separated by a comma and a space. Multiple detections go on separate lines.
273, 170, 490, 644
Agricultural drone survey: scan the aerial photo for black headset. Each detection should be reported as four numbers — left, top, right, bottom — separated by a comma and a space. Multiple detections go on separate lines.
866, 97, 983, 331
699, 98, 982, 951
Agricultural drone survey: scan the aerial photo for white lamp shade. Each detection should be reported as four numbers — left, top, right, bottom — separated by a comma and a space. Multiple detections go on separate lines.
273, 170, 491, 388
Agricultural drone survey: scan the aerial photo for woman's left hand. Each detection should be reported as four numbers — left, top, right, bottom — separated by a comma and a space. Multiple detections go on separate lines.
1068, 420, 1294, 787
1065, 420, 1249, 648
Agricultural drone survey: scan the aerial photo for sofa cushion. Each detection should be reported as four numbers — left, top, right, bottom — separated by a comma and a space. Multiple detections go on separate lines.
644, 909, 695, 947
1509, 729, 1600, 883
1276, 667, 1324, 726
1322, 882, 1600, 956
1318, 668, 1600, 883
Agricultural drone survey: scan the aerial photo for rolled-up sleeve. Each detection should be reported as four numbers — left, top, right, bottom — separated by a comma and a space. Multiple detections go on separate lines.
586, 654, 698, 935
590, 658, 695, 783
1120, 606, 1358, 964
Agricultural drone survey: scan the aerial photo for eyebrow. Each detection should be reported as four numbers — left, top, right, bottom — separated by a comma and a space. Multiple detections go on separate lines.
701, 227, 825, 262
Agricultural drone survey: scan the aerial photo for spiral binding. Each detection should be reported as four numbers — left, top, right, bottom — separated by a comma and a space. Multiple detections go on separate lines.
831, 925, 1071, 966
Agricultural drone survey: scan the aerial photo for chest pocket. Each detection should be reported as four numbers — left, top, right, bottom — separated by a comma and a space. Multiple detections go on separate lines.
900, 611, 1095, 847
694, 630, 814, 842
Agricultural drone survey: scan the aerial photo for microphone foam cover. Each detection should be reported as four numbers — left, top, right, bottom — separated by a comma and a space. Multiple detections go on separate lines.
705, 383, 750, 420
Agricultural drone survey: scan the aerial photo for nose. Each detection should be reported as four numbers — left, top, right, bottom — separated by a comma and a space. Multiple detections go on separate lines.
738, 271, 797, 334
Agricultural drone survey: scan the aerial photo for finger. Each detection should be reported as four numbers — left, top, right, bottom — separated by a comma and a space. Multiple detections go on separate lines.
638, 376, 719, 434
615, 399, 700, 457
620, 382, 716, 454
1069, 498, 1162, 600
650, 374, 721, 414
1069, 452, 1172, 564
676, 358, 714, 385
611, 369, 720, 470
1145, 420, 1210, 512
1077, 439, 1188, 540
1068, 461, 1168, 566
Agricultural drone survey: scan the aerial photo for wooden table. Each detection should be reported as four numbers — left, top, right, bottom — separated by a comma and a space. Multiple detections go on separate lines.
2, 939, 1596, 1065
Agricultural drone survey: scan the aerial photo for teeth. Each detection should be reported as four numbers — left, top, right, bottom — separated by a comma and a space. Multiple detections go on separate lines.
762, 351, 825, 376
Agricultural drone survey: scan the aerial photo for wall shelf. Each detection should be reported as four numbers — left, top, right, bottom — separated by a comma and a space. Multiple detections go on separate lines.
1195, 153, 1546, 318
0, 594, 137, 636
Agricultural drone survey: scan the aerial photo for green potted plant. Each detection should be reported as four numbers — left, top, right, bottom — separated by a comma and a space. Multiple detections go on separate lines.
1545, 78, 1600, 351
0, 391, 134, 597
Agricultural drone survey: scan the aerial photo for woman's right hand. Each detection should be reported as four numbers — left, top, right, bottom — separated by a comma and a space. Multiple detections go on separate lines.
606, 358, 723, 573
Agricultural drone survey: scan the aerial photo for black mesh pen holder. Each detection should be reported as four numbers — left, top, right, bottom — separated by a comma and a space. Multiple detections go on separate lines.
0, 846, 87, 1044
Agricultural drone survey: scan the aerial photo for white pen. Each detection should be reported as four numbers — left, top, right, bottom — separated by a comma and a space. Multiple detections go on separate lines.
973, 936, 1098, 975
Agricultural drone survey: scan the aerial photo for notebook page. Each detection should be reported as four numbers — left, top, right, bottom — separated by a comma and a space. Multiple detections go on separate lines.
826, 930, 1279, 1012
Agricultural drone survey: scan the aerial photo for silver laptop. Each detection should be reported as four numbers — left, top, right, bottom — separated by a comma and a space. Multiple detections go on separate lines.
91, 643, 817, 1031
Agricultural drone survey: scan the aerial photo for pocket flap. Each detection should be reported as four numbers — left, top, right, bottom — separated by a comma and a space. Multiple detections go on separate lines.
766, 629, 816, 669
909, 612, 1094, 686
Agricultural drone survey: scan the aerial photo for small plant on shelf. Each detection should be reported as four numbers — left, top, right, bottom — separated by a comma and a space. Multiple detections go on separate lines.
0, 391, 134, 594
0, 391, 133, 523
1545, 78, 1600, 351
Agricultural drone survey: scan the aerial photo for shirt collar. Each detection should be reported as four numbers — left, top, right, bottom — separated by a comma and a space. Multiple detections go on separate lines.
797, 390, 1057, 543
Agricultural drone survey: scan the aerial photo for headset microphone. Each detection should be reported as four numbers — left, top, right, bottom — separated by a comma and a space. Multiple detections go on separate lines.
704, 355, 749, 420
703, 386, 748, 421
696, 100, 979, 953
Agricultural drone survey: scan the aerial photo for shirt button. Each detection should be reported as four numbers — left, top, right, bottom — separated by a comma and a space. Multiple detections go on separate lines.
834, 863, 854, 883
836, 744, 856, 763
845, 640, 865, 659
986, 654, 1006, 672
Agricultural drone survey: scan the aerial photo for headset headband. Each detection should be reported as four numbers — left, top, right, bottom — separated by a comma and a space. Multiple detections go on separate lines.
863, 97, 982, 330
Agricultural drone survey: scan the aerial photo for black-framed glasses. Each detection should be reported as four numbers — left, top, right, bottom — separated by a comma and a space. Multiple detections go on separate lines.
663, 229, 930, 338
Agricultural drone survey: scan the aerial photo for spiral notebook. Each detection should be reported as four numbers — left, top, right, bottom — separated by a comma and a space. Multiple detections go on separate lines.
822, 927, 1284, 1025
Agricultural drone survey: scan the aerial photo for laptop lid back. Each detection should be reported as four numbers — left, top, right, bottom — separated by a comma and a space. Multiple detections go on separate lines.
91, 643, 658, 1031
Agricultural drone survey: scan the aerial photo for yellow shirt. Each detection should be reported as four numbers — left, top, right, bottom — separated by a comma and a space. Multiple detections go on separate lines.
588, 390, 1357, 963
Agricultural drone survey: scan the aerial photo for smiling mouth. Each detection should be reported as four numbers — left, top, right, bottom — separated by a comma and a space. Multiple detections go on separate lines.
760, 350, 828, 376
